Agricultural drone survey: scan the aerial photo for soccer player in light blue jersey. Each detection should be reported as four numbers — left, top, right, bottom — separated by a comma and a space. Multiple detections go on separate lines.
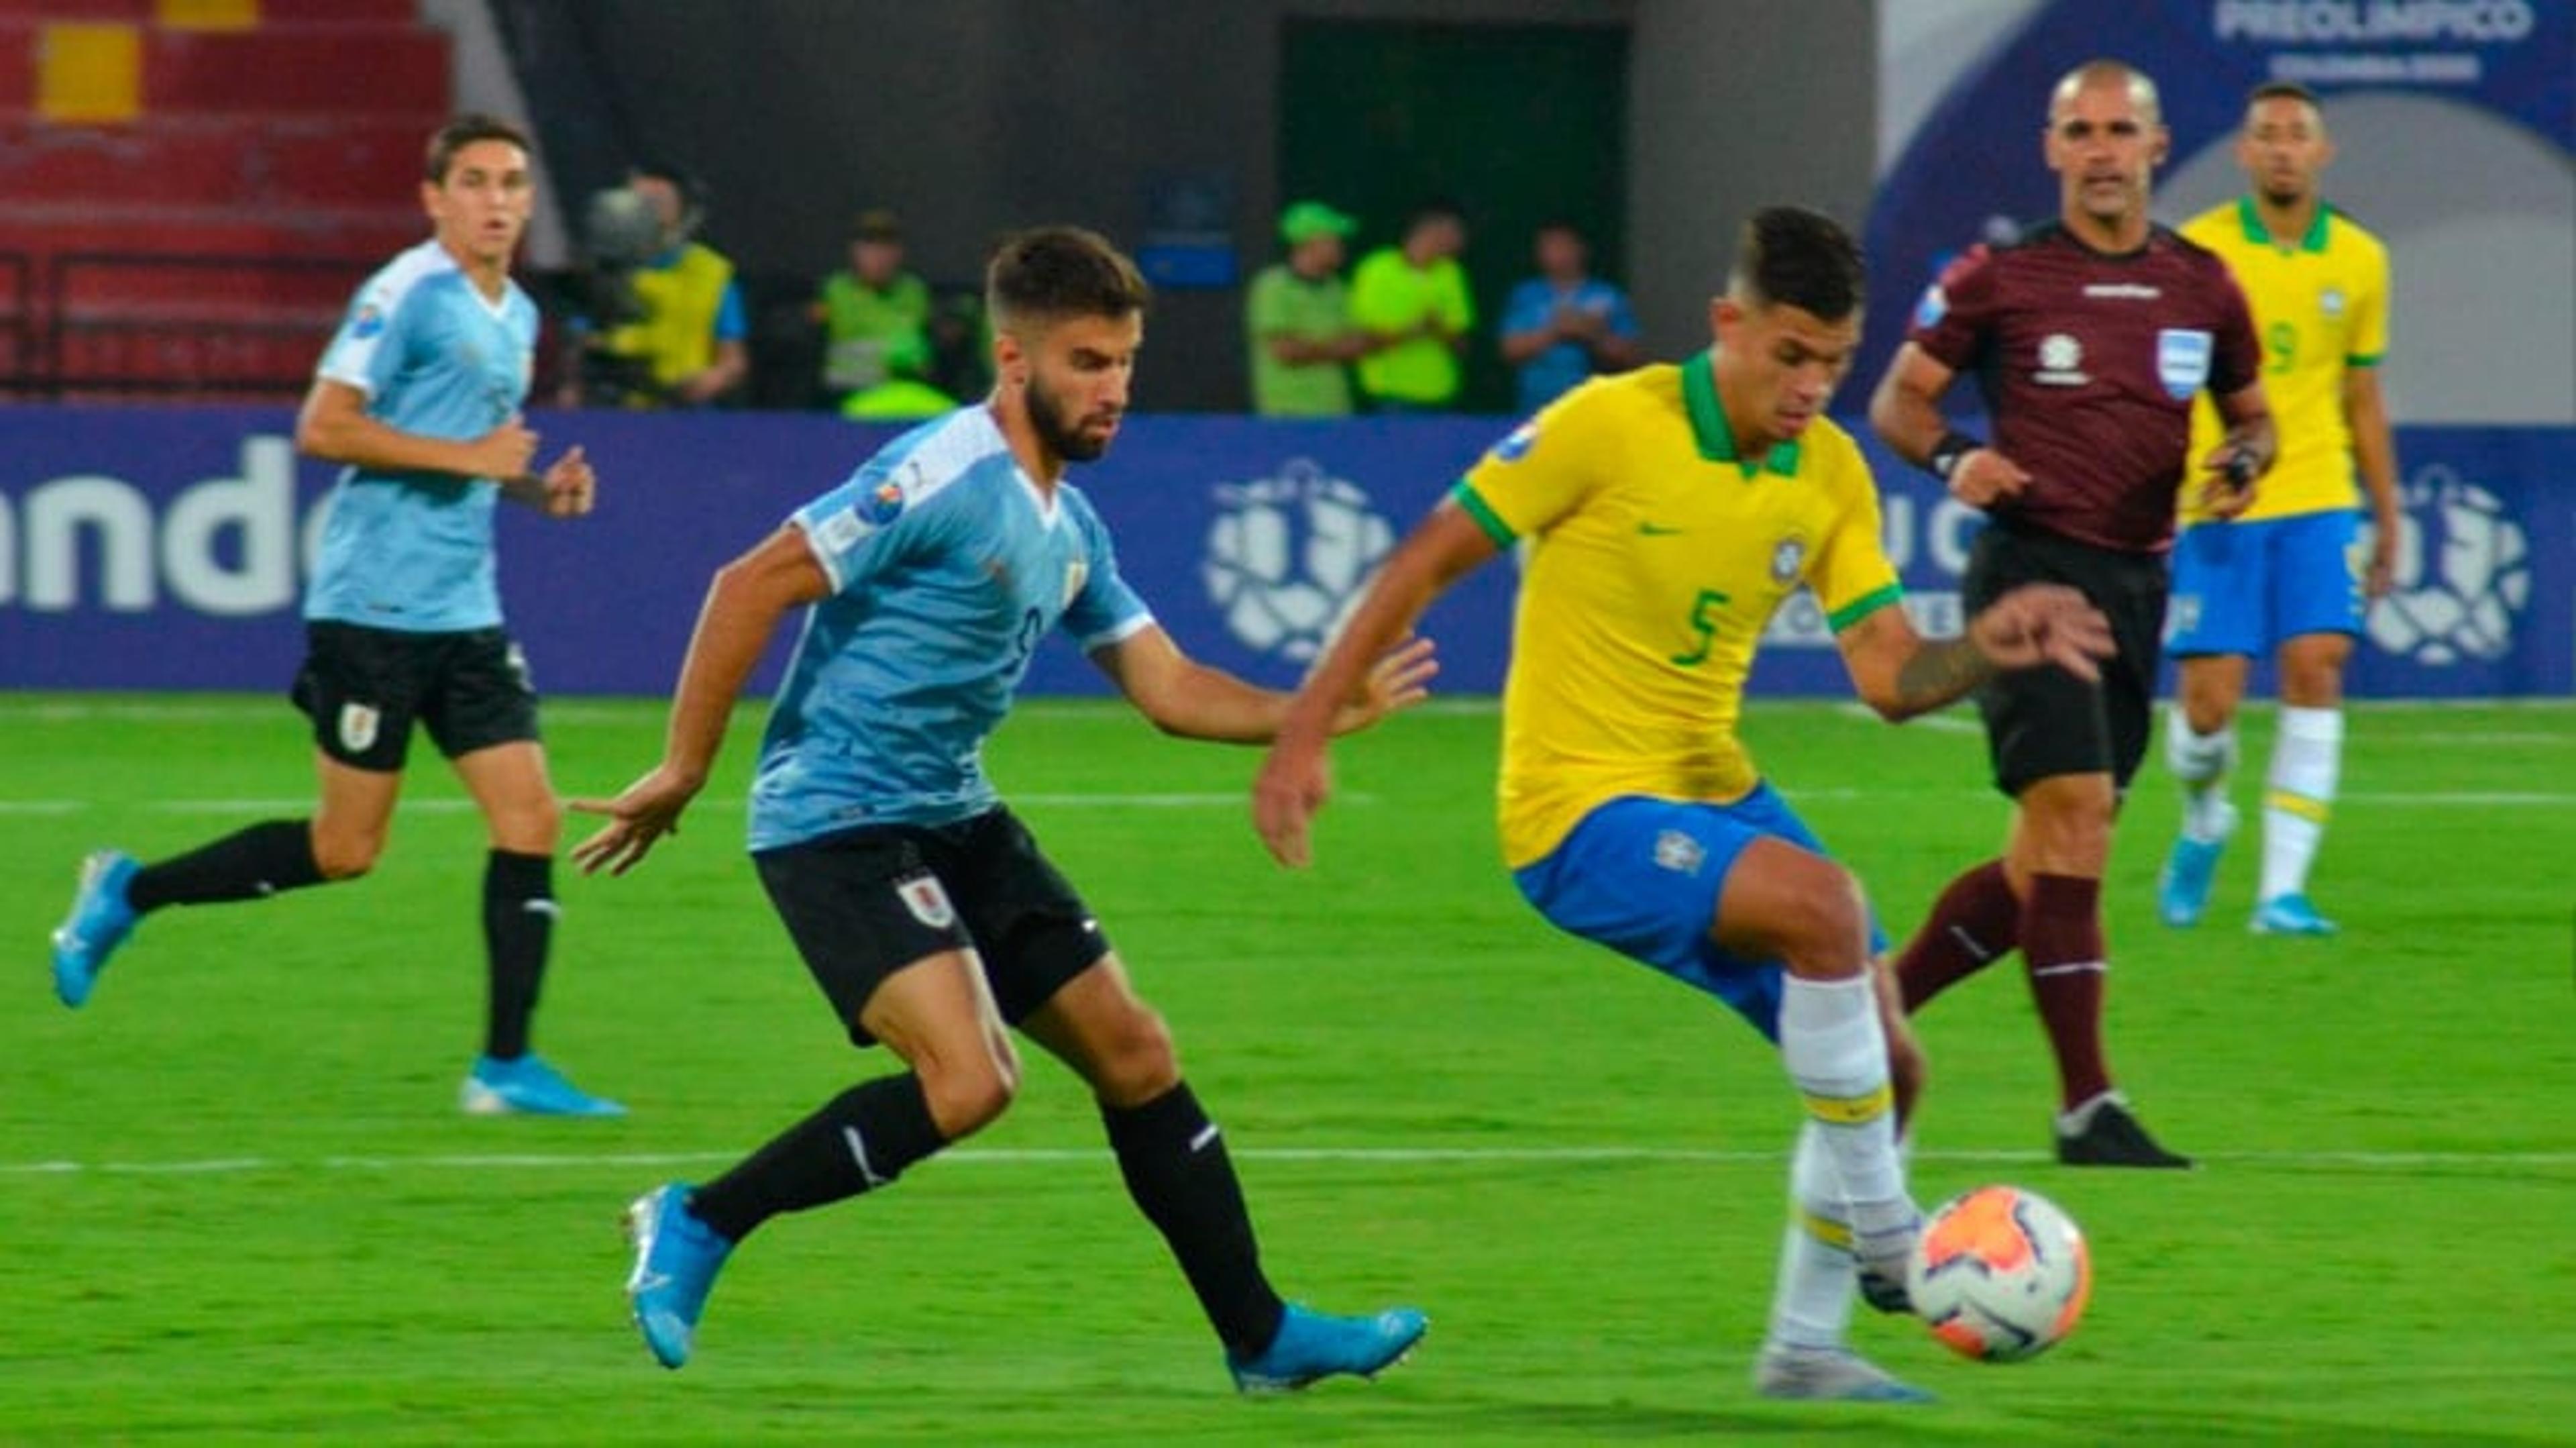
47, 115, 623, 1119
575, 226, 1435, 1389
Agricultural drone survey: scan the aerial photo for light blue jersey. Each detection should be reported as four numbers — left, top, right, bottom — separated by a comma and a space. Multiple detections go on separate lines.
747, 407, 1154, 849
305, 239, 539, 632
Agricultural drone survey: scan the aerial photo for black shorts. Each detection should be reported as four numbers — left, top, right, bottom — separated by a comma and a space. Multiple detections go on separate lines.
752, 806, 1112, 1046
290, 621, 541, 773
1963, 523, 2168, 796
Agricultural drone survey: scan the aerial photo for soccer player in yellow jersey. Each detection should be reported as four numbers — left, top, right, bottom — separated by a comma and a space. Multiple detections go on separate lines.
1254, 207, 2114, 1404
2158, 82, 2401, 937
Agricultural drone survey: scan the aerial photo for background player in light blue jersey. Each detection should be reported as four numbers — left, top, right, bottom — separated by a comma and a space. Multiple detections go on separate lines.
48, 115, 622, 1119
574, 226, 1434, 1390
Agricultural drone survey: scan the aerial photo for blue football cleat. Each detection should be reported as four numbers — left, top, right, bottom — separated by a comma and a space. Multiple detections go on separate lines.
1754, 1343, 1935, 1403
623, 1183, 733, 1369
2157, 835, 2225, 929
461, 1053, 627, 1117
52, 849, 141, 1009
2251, 893, 2339, 937
1227, 1302, 1428, 1393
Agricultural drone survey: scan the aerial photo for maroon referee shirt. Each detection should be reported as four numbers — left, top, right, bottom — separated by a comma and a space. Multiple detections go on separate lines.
1908, 221, 2261, 555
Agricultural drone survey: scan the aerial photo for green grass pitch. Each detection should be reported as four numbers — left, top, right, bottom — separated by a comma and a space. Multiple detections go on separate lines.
3, 692, 2571, 1443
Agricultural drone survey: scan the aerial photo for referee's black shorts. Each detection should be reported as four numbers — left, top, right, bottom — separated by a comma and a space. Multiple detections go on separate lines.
290, 621, 541, 773
1962, 523, 2169, 798
753, 806, 1112, 1047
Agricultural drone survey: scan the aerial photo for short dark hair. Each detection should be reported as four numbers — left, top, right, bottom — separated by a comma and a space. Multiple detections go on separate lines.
985, 225, 1150, 333
425, 113, 532, 185
2249, 79, 2322, 109
1729, 206, 1865, 321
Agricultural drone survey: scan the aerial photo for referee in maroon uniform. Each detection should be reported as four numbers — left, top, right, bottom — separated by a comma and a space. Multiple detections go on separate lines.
1868, 59, 2275, 1168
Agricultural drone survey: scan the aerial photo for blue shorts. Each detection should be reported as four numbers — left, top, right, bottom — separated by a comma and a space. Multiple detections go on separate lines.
2166, 510, 2364, 658
1509, 787, 1886, 1040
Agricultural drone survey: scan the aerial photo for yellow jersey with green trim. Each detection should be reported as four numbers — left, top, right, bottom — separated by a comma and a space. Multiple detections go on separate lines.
2180, 198, 2389, 524
1456, 354, 1902, 868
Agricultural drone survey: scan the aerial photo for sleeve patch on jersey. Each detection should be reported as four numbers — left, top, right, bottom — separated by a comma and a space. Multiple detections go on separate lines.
1913, 284, 1947, 330
2156, 328, 2213, 400
350, 302, 386, 340
1489, 419, 1539, 464
1452, 482, 1517, 548
857, 478, 906, 526
1826, 582, 1904, 633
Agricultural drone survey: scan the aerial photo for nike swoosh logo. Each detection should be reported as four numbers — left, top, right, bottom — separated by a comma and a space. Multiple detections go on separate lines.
1637, 522, 1685, 536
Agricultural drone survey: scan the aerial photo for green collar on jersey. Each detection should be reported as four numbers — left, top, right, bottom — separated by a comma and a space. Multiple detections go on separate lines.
2237, 195, 2332, 254
1682, 351, 1802, 478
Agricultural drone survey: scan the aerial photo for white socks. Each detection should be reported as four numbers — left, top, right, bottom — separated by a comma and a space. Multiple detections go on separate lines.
2166, 704, 2241, 843
2261, 705, 2344, 901
1767, 1123, 1859, 1350
1777, 975, 1907, 1228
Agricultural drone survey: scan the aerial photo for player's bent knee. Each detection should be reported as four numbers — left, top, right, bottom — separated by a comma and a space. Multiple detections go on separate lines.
1770, 864, 1873, 980
920, 1053, 1018, 1139
311, 833, 382, 881
1100, 1006, 1180, 1104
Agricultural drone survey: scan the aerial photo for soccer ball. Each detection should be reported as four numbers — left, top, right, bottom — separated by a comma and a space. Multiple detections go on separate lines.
1907, 1184, 2092, 1362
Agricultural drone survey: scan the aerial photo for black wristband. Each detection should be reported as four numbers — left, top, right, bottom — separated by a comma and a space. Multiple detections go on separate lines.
1928, 430, 1984, 482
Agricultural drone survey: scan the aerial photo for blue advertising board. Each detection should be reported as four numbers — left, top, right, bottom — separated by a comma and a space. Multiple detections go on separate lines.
0, 407, 2567, 701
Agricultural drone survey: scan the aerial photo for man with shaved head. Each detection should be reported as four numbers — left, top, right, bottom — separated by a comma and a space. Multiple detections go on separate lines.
1868, 60, 2275, 1168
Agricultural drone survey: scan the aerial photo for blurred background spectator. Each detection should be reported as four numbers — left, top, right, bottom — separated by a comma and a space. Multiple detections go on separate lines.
1498, 218, 1642, 415
1348, 201, 1474, 413
1244, 199, 1382, 418
812, 207, 932, 413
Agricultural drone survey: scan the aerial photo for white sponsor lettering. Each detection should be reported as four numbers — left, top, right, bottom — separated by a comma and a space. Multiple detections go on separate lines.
2213, 0, 2534, 44
0, 435, 330, 615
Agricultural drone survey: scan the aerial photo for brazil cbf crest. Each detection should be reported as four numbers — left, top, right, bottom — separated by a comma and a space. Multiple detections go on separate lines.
2155, 328, 2212, 400
1770, 535, 1807, 585
1202, 458, 1395, 662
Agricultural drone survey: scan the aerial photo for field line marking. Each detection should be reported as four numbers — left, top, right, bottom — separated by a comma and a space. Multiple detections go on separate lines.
7, 1144, 2573, 1178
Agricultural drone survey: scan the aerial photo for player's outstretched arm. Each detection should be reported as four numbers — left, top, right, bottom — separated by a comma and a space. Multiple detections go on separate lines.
1252, 501, 1495, 868
295, 378, 539, 485
1089, 627, 1438, 746
570, 525, 829, 876
1836, 583, 2114, 721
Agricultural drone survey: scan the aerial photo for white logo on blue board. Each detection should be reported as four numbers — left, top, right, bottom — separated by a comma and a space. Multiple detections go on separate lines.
2367, 467, 2532, 667
1202, 458, 1396, 662
2155, 328, 2212, 400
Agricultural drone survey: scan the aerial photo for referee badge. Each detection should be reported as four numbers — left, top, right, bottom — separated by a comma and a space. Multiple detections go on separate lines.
2156, 328, 2213, 400
337, 703, 380, 755
894, 873, 958, 931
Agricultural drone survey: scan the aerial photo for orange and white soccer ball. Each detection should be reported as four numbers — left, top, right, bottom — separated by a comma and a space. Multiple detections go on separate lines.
1907, 1184, 2092, 1361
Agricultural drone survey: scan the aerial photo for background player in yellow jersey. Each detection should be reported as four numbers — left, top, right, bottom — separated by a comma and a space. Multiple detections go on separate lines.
1252, 207, 2112, 1404
2158, 82, 2400, 937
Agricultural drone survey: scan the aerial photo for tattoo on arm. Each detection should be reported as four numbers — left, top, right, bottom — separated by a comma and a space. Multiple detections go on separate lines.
1893, 635, 1994, 713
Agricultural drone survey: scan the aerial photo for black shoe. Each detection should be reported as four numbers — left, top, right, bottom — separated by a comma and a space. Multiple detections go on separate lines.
2055, 1095, 2194, 1168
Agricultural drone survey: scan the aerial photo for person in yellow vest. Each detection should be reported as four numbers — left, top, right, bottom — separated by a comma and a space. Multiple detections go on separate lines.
1348, 201, 1474, 411
594, 163, 749, 408
2157, 81, 2401, 937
